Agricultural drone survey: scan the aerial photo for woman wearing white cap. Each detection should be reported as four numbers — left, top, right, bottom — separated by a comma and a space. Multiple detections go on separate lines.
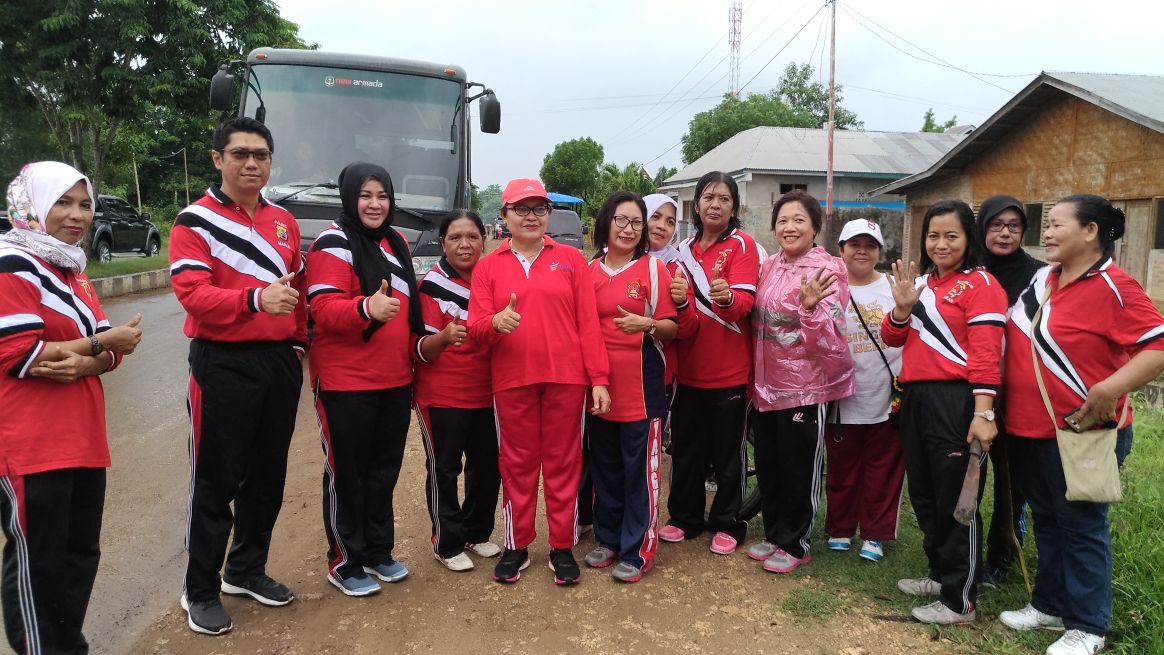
824, 219, 905, 563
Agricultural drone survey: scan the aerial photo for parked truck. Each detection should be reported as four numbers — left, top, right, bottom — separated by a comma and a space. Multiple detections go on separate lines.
208, 48, 500, 259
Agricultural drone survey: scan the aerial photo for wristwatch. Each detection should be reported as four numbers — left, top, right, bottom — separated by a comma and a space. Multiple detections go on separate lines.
973, 410, 995, 421
89, 335, 103, 356
647, 320, 657, 336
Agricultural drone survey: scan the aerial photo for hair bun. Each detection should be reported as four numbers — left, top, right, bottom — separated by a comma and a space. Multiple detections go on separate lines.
1108, 206, 1126, 241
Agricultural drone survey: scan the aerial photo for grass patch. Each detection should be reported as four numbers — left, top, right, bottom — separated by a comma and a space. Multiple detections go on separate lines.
86, 237, 168, 279
758, 401, 1164, 654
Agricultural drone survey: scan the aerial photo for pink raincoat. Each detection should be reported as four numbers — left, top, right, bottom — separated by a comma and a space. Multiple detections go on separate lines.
752, 245, 855, 412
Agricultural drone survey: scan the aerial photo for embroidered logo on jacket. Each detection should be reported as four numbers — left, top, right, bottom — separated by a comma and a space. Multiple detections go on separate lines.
943, 280, 971, 303
626, 280, 643, 300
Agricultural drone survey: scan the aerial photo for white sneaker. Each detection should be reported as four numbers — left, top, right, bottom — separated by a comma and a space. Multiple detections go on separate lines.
465, 541, 502, 558
911, 600, 975, 625
897, 576, 941, 597
434, 552, 475, 572
1046, 630, 1105, 655
999, 604, 1065, 632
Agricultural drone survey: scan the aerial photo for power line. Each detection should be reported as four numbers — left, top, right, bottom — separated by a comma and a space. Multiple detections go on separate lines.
838, 2, 1031, 93
740, 0, 816, 67
842, 83, 993, 116
739, 2, 828, 93
505, 95, 722, 117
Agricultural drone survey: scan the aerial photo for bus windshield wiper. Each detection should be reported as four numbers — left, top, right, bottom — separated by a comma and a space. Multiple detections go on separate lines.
270, 182, 338, 204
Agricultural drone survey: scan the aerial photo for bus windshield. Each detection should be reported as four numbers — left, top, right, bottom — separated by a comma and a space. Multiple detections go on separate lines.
243, 63, 462, 211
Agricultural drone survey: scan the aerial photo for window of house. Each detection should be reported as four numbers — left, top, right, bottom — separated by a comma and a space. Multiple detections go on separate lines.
1154, 198, 1164, 249
779, 183, 808, 195
1023, 203, 1043, 247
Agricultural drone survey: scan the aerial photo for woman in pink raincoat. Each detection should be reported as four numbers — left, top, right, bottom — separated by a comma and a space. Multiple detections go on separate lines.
746, 190, 855, 574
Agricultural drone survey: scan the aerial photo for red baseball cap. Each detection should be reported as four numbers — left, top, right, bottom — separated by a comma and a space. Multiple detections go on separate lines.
502, 178, 550, 206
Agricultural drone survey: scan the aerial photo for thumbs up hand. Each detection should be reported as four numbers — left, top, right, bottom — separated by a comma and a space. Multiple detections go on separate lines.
262, 271, 300, 315
612, 304, 653, 335
101, 312, 144, 354
709, 261, 731, 305
440, 315, 468, 347
492, 293, 522, 334
367, 279, 401, 322
670, 266, 689, 304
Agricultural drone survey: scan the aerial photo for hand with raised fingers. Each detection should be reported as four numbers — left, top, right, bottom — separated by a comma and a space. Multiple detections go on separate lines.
440, 316, 468, 347
799, 269, 838, 312
367, 279, 401, 322
709, 262, 731, 305
613, 305, 653, 334
889, 260, 923, 322
100, 313, 143, 354
492, 293, 521, 334
670, 266, 689, 305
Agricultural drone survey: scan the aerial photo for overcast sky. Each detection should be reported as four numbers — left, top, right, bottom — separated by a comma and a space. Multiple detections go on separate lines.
276, 0, 1163, 189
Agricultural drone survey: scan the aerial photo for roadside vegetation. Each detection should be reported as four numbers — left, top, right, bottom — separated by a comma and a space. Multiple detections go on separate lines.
755, 398, 1163, 654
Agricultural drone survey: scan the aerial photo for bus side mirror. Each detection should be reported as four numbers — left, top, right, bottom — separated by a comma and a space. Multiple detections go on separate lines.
209, 66, 236, 112
480, 91, 501, 134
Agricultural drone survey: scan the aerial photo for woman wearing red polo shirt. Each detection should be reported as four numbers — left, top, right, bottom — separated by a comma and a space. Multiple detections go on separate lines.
998, 195, 1164, 655
582, 191, 677, 583
413, 210, 501, 573
468, 178, 610, 586
307, 162, 423, 597
881, 199, 1006, 625
659, 171, 760, 555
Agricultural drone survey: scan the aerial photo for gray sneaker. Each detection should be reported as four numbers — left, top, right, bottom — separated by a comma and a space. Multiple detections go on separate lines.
584, 545, 617, 568
746, 540, 777, 561
180, 594, 233, 635
897, 576, 942, 597
911, 600, 975, 625
611, 561, 651, 583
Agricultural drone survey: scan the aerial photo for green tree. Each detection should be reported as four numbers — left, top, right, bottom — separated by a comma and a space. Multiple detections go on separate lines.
0, 0, 308, 194
921, 108, 958, 133
540, 137, 604, 199
585, 162, 658, 216
654, 165, 678, 186
681, 62, 862, 164
477, 183, 503, 219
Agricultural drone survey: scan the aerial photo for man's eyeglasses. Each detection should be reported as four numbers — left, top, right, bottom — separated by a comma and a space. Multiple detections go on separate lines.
986, 221, 1023, 234
507, 204, 551, 218
220, 148, 272, 162
613, 215, 644, 231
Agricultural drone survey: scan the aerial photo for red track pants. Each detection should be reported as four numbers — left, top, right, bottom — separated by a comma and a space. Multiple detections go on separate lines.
823, 420, 906, 542
494, 383, 587, 550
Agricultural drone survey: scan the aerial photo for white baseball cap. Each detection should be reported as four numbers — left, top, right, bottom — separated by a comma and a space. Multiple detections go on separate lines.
837, 219, 885, 247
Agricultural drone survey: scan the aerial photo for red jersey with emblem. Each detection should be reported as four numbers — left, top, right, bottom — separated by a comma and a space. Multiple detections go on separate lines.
675, 229, 760, 388
590, 255, 678, 422
169, 185, 307, 347
306, 223, 414, 391
0, 247, 123, 475
1004, 260, 1164, 438
414, 259, 492, 409
881, 269, 1006, 396
468, 236, 610, 393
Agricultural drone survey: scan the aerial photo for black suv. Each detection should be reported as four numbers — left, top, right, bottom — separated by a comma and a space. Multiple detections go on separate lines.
91, 195, 161, 262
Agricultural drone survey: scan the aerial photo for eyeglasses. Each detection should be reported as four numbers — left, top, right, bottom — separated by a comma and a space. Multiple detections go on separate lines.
613, 215, 644, 231
220, 148, 272, 162
986, 221, 1023, 234
507, 204, 551, 217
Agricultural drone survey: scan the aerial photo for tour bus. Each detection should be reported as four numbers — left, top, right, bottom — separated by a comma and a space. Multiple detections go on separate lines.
209, 48, 501, 263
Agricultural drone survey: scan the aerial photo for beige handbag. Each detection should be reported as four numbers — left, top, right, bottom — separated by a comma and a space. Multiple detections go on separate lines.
1030, 290, 1124, 503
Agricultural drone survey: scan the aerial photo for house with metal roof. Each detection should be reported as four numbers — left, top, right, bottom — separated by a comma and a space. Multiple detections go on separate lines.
871, 71, 1164, 300
658, 126, 963, 254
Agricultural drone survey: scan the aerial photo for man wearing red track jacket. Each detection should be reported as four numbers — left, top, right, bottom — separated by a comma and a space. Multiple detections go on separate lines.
169, 118, 306, 635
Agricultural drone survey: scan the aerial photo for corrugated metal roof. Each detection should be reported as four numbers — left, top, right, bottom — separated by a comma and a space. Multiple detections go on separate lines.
1047, 71, 1164, 132
871, 71, 1164, 196
662, 127, 964, 186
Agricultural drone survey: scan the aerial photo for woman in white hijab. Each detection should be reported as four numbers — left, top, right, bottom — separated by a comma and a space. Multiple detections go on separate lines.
0, 161, 142, 653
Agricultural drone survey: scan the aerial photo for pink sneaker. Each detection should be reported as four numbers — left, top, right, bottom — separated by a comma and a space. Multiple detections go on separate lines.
762, 547, 812, 573
659, 525, 686, 543
709, 532, 738, 555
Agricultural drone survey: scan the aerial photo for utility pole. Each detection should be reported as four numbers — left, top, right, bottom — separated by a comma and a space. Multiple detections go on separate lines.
728, 2, 742, 98
824, 0, 837, 250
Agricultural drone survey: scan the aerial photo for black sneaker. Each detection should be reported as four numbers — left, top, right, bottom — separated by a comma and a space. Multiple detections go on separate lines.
493, 548, 530, 584
548, 548, 581, 586
180, 594, 233, 635
221, 573, 295, 606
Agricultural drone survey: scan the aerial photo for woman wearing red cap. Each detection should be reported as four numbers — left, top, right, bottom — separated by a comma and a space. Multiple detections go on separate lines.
468, 178, 610, 585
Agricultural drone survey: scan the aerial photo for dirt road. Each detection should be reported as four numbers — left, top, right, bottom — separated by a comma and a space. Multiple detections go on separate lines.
61, 290, 955, 654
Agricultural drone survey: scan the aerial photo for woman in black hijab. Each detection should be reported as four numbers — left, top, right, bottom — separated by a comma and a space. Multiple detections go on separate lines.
976, 194, 1046, 586
306, 162, 423, 596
